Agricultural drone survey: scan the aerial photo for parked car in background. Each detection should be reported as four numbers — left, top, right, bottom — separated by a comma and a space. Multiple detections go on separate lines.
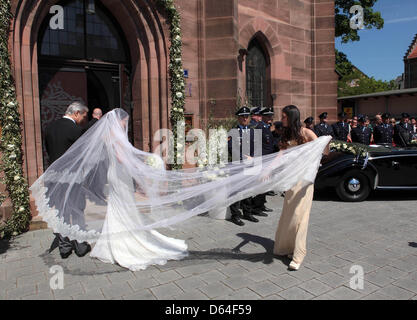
315, 141, 417, 202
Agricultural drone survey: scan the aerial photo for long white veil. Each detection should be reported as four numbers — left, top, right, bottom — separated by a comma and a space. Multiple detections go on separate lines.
30, 109, 331, 243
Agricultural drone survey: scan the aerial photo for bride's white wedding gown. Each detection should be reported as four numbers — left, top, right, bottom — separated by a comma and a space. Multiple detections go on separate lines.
90, 149, 188, 271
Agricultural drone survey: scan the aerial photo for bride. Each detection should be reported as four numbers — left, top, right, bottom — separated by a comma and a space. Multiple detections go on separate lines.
30, 108, 331, 271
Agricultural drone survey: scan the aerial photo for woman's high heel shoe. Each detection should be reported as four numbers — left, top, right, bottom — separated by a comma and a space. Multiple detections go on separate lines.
289, 260, 300, 271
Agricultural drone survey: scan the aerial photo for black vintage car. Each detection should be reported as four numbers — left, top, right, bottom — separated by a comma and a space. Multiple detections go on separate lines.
315, 142, 417, 202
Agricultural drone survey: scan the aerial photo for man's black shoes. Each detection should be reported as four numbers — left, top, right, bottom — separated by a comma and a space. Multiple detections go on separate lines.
71, 240, 92, 257
261, 206, 273, 212
251, 209, 268, 217
230, 216, 245, 226
242, 214, 259, 223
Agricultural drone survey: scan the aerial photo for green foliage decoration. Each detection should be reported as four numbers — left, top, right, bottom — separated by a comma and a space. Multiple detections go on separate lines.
0, 0, 32, 239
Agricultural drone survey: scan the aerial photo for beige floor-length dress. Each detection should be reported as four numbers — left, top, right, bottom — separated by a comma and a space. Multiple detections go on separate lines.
273, 139, 315, 265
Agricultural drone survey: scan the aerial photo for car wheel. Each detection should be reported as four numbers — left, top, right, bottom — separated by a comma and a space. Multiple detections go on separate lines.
335, 170, 371, 202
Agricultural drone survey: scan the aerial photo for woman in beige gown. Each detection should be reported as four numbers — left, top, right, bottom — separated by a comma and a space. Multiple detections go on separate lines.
273, 105, 329, 270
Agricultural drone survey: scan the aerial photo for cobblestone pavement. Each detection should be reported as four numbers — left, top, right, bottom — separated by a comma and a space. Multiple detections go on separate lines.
1, 189, 417, 300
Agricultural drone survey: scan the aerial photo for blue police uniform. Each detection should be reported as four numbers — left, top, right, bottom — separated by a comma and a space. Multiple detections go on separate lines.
373, 124, 393, 145
332, 122, 349, 141
351, 125, 372, 145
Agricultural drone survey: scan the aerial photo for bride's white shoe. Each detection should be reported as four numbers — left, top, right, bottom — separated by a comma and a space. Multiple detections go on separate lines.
289, 260, 300, 271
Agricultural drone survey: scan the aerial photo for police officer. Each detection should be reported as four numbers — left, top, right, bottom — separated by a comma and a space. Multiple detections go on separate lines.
227, 106, 259, 226
304, 117, 314, 131
394, 113, 413, 147
314, 112, 335, 138
332, 112, 349, 142
373, 113, 393, 145
350, 115, 372, 145
250, 107, 262, 126
251, 107, 276, 213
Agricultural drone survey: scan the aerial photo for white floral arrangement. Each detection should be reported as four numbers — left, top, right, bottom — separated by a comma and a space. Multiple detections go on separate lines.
329, 140, 368, 158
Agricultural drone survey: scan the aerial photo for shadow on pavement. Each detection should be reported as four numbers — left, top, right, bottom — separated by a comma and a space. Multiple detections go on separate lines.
184, 233, 290, 267
409, 242, 417, 248
38, 233, 291, 275
0, 238, 10, 255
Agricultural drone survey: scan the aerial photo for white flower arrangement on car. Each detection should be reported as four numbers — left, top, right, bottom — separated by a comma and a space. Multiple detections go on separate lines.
329, 140, 368, 158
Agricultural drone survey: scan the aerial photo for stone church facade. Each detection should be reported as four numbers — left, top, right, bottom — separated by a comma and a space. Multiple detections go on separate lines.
1, 0, 336, 219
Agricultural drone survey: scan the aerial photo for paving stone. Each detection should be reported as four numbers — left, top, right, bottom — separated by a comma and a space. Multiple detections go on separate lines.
198, 282, 234, 299
312, 293, 338, 300
377, 266, 408, 280
288, 267, 321, 282
326, 286, 364, 300
150, 283, 184, 300
199, 270, 227, 284
316, 272, 348, 288
122, 289, 156, 300
6, 266, 33, 280
247, 280, 282, 297
72, 289, 106, 300
264, 294, 285, 300
53, 282, 84, 299
246, 269, 273, 282
392, 279, 417, 295
174, 289, 208, 300
224, 288, 261, 300
174, 276, 206, 291
177, 262, 222, 277
376, 285, 415, 300
21, 291, 55, 300
153, 270, 183, 285
298, 279, 332, 296
365, 271, 395, 287
360, 292, 392, 300
304, 262, 337, 275
81, 277, 112, 291
6, 284, 36, 300
100, 282, 133, 299
270, 274, 302, 289
217, 265, 249, 278
17, 272, 47, 287
278, 287, 314, 300
128, 277, 159, 291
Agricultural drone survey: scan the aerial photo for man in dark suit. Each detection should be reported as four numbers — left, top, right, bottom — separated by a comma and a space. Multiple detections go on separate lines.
373, 113, 393, 145
394, 113, 413, 147
350, 115, 372, 145
45, 101, 91, 259
84, 108, 103, 131
314, 112, 335, 138
332, 112, 349, 142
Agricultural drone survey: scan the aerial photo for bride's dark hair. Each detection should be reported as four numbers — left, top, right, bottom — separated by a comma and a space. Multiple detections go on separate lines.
281, 105, 304, 146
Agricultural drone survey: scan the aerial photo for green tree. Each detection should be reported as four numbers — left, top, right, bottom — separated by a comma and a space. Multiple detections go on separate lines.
336, 0, 384, 43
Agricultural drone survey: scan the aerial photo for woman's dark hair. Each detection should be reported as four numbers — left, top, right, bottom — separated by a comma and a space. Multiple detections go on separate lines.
281, 105, 304, 146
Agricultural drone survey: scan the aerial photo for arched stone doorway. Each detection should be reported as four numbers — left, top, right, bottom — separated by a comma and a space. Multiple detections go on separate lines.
37, 0, 132, 168
10, 0, 171, 185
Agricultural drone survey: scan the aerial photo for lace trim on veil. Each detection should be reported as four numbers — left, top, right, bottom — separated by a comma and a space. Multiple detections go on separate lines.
31, 183, 101, 243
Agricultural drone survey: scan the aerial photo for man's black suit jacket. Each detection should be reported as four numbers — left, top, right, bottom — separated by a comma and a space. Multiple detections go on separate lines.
45, 117, 83, 164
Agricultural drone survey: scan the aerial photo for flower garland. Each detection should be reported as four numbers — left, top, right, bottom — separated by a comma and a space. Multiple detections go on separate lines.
0, 0, 32, 238
157, 0, 186, 170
